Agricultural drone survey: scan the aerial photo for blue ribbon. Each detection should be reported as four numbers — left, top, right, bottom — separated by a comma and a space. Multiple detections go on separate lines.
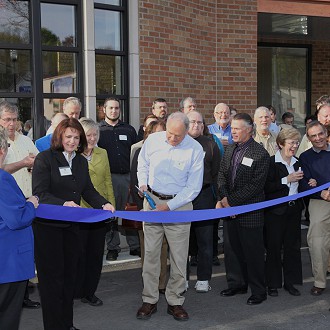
36, 183, 330, 224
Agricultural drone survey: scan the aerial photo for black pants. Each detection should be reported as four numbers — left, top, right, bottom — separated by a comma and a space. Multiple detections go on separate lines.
223, 219, 266, 295
75, 222, 107, 298
189, 186, 214, 281
33, 222, 81, 330
0, 280, 26, 330
265, 205, 302, 288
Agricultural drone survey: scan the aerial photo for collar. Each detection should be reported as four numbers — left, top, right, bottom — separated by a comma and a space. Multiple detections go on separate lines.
312, 143, 330, 153
275, 150, 297, 167
236, 137, 253, 150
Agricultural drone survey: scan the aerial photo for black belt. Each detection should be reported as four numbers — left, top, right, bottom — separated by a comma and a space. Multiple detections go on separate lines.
147, 186, 176, 200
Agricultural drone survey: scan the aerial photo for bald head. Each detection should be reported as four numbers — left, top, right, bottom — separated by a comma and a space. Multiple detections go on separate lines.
52, 113, 69, 130
214, 103, 230, 128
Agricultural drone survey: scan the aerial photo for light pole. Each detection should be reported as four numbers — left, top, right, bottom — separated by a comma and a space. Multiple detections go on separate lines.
10, 49, 18, 92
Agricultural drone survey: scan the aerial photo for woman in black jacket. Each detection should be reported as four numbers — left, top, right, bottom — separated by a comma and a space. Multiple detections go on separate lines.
32, 118, 114, 330
264, 127, 304, 297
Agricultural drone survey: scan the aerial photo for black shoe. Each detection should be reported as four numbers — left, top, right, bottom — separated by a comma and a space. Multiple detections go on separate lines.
190, 256, 198, 266
212, 256, 221, 266
267, 288, 278, 297
22, 298, 41, 309
220, 287, 247, 297
284, 284, 301, 296
247, 294, 267, 305
81, 294, 103, 306
130, 248, 141, 257
106, 250, 118, 261
69, 327, 80, 330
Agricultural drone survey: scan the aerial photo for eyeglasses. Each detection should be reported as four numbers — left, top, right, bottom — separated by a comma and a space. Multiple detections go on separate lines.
0, 117, 17, 123
286, 140, 300, 147
189, 120, 203, 126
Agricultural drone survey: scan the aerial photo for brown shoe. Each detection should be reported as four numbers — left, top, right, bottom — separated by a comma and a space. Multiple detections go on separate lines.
167, 305, 189, 321
136, 302, 157, 320
310, 286, 325, 296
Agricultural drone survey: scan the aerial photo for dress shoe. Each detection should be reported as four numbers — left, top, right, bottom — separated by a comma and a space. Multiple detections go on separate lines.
81, 294, 103, 306
310, 286, 325, 296
130, 248, 141, 257
69, 327, 80, 330
22, 298, 41, 309
284, 284, 301, 296
267, 288, 278, 297
159, 288, 166, 294
106, 250, 118, 261
136, 302, 157, 320
220, 287, 247, 297
247, 294, 267, 305
167, 305, 189, 321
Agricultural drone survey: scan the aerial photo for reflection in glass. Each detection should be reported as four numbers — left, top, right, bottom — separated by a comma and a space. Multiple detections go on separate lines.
258, 47, 307, 129
95, 9, 121, 50
96, 55, 122, 94
0, 49, 32, 93
42, 52, 77, 93
96, 99, 105, 122
95, 0, 121, 5
41, 3, 76, 47
43, 98, 64, 122
0, 1, 30, 44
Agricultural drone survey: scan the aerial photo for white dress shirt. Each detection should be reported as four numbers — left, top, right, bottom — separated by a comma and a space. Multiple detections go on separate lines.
275, 150, 299, 196
137, 131, 204, 210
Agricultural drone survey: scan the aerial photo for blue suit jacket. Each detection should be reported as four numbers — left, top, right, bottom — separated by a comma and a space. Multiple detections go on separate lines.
0, 169, 35, 284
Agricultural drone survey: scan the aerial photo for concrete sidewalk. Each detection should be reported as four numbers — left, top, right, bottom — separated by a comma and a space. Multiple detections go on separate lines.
20, 228, 330, 330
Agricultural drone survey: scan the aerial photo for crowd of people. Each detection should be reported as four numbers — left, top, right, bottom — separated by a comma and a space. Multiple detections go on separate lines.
0, 94, 330, 329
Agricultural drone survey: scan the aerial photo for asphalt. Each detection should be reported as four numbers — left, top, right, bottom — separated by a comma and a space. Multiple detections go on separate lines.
20, 226, 330, 330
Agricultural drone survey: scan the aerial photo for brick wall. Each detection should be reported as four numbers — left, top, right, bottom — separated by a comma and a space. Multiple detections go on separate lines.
138, 0, 258, 125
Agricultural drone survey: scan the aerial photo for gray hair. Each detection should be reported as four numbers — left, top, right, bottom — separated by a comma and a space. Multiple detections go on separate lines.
0, 101, 18, 118
180, 97, 196, 110
167, 111, 190, 130
254, 106, 270, 120
79, 117, 100, 142
63, 97, 81, 111
0, 126, 8, 152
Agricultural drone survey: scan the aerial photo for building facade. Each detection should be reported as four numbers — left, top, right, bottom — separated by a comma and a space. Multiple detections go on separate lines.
1, 0, 330, 138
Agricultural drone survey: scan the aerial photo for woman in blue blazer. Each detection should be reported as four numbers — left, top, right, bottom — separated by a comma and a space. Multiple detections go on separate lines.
0, 127, 38, 330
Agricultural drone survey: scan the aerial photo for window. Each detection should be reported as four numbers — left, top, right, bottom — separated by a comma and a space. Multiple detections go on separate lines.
94, 0, 128, 122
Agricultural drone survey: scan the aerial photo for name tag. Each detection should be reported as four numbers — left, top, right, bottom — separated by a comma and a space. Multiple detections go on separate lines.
241, 157, 253, 167
59, 166, 72, 176
119, 135, 128, 141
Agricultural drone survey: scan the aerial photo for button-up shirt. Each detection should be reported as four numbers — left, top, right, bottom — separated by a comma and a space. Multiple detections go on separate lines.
207, 122, 233, 144
98, 120, 137, 174
275, 150, 299, 196
3, 132, 39, 197
137, 131, 204, 210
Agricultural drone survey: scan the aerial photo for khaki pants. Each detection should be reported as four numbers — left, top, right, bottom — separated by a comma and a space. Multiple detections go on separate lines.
138, 230, 169, 290
307, 199, 330, 288
142, 193, 192, 306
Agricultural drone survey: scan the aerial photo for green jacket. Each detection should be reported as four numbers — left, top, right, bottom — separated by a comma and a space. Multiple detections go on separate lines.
81, 147, 116, 208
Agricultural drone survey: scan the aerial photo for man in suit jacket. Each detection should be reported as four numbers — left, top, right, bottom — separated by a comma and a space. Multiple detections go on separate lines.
217, 113, 270, 305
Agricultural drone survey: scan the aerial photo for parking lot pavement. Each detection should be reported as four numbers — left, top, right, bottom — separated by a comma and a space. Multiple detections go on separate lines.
21, 229, 330, 330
